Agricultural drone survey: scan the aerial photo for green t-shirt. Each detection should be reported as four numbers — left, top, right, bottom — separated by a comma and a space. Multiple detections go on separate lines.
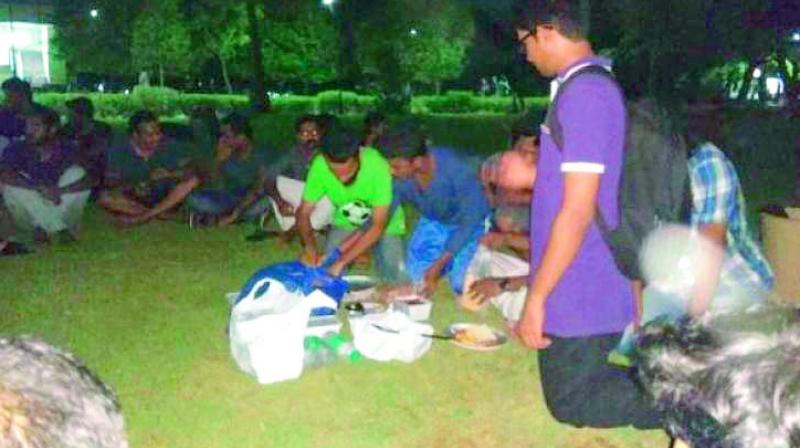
303, 147, 405, 235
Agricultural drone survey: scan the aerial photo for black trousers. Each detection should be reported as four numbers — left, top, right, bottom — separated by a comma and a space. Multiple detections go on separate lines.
537, 332, 663, 429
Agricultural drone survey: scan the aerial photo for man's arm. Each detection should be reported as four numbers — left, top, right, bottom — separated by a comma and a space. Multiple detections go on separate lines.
329, 205, 390, 276
688, 223, 725, 316
0, 168, 36, 189
516, 172, 601, 349
296, 199, 320, 264
219, 168, 270, 226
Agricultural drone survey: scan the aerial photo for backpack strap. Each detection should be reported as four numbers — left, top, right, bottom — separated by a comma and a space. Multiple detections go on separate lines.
543, 64, 621, 238
545, 64, 617, 151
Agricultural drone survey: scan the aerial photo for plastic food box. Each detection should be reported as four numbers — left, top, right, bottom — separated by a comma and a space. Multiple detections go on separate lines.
391, 297, 433, 321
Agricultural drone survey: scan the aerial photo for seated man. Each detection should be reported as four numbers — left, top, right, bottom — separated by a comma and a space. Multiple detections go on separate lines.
59, 97, 112, 199
98, 110, 200, 225
296, 126, 406, 282
613, 108, 774, 361
0, 106, 93, 243
0, 77, 34, 155
188, 113, 270, 226
253, 115, 334, 240
463, 146, 539, 322
382, 125, 491, 295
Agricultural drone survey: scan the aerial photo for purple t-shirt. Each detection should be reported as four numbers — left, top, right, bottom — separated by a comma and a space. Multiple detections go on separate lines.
0, 140, 77, 187
530, 56, 635, 337
0, 107, 25, 139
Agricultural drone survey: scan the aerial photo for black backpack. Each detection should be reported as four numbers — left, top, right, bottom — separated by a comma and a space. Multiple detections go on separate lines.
545, 65, 692, 281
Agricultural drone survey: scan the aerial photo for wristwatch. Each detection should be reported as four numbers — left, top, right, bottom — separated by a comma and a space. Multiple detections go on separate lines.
498, 278, 511, 291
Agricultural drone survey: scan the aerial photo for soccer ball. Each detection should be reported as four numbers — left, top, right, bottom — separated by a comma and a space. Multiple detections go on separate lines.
341, 200, 372, 226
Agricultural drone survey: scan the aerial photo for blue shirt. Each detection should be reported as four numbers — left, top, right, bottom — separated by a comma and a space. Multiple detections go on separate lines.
393, 147, 490, 253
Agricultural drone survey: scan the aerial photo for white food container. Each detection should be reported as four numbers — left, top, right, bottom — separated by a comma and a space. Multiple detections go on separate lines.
391, 297, 432, 321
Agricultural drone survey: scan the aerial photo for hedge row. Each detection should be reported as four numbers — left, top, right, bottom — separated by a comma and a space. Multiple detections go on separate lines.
28, 87, 549, 118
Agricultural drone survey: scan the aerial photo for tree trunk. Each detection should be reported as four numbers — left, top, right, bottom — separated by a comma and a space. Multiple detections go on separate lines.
435, 81, 441, 95
217, 52, 233, 95
246, 0, 269, 111
159, 63, 165, 87
579, 0, 591, 35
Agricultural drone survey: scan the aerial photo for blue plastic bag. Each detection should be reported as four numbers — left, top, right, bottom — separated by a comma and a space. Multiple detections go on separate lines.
237, 250, 347, 316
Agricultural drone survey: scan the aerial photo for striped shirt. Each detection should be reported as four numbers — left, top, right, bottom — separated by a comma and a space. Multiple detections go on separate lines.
689, 142, 774, 291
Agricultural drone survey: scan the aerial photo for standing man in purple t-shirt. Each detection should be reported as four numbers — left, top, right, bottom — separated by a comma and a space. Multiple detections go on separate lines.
512, 0, 661, 430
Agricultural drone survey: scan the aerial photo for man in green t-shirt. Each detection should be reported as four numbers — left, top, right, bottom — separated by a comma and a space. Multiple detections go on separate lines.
297, 127, 406, 282
98, 110, 200, 225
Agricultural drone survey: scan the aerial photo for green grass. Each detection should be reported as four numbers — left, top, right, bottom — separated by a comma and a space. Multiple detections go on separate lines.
0, 208, 667, 448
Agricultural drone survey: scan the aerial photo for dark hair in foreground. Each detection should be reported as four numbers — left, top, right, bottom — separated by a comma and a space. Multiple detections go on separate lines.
512, 0, 587, 40
318, 126, 359, 163
128, 110, 158, 134
0, 336, 128, 447
635, 307, 800, 448
221, 112, 253, 139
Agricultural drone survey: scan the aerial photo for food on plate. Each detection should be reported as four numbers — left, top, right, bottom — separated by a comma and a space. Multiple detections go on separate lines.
454, 324, 497, 346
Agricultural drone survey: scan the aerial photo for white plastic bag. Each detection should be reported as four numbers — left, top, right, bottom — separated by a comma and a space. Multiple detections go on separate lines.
350, 312, 433, 363
229, 278, 337, 384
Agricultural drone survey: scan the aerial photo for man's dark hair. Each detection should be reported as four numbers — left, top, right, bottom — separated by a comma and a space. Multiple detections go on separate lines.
28, 105, 61, 130
1, 77, 32, 101
316, 113, 338, 136
512, 0, 587, 40
510, 110, 543, 143
318, 126, 359, 163
294, 114, 318, 132
221, 112, 252, 139
128, 110, 159, 134
683, 101, 725, 149
364, 111, 386, 129
377, 119, 428, 160
66, 96, 94, 118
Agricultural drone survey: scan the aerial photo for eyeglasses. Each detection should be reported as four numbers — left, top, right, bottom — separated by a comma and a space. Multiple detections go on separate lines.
517, 30, 535, 45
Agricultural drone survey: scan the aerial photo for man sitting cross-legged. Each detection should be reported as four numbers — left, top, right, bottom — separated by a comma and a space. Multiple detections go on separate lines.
296, 126, 406, 282
246, 115, 334, 242
0, 106, 93, 244
98, 110, 200, 225
190, 113, 271, 227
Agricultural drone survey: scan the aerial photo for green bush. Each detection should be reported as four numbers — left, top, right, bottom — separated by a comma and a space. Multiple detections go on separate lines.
131, 86, 181, 117
316, 90, 376, 114
270, 95, 317, 114
29, 91, 549, 119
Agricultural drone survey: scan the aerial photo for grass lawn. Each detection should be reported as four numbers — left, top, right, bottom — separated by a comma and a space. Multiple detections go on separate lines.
0, 207, 669, 448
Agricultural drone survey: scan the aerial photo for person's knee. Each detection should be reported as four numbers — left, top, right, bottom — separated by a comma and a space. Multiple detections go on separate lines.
58, 165, 86, 187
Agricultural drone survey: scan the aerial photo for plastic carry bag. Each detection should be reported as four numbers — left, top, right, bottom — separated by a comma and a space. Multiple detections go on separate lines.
229, 272, 339, 384
350, 311, 433, 363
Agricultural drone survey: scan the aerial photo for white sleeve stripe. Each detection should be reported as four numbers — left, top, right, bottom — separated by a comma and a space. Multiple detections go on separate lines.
561, 162, 606, 174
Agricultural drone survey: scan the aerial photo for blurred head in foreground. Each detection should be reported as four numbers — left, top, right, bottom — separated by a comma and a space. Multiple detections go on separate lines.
0, 336, 128, 448
635, 306, 800, 448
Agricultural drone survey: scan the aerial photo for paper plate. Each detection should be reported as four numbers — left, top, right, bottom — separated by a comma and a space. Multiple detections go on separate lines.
444, 323, 507, 352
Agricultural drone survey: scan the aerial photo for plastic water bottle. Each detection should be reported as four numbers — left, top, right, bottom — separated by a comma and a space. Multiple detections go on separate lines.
303, 336, 336, 370
322, 332, 362, 363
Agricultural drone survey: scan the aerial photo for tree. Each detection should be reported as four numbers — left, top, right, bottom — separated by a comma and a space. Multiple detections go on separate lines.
355, 0, 474, 96
261, 0, 340, 89
246, 0, 269, 111
183, 0, 249, 94
131, 0, 192, 87
51, 0, 139, 78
